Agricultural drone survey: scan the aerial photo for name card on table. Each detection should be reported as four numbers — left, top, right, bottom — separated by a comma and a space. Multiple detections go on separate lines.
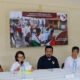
65, 74, 74, 79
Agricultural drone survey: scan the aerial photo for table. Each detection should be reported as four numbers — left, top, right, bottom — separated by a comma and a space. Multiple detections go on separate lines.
0, 69, 80, 80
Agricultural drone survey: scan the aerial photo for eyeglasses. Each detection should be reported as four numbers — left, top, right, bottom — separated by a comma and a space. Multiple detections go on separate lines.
18, 56, 24, 59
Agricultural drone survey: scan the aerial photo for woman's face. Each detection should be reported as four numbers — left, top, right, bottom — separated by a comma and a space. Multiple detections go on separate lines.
17, 53, 24, 63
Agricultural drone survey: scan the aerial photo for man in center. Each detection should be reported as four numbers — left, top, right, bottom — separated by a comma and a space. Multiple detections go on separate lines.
37, 46, 59, 69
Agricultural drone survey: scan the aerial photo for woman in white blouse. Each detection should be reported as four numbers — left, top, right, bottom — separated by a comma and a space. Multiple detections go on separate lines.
10, 51, 32, 72
64, 46, 80, 69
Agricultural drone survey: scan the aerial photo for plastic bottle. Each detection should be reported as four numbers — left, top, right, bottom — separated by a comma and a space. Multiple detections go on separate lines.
20, 63, 26, 79
73, 60, 77, 73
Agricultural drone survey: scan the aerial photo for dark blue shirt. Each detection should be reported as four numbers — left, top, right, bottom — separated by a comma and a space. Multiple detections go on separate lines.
37, 55, 59, 69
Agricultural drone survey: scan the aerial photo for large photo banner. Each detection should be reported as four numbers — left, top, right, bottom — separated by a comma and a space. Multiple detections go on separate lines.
10, 11, 68, 48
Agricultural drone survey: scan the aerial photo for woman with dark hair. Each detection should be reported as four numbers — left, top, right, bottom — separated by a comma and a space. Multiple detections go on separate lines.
10, 51, 32, 72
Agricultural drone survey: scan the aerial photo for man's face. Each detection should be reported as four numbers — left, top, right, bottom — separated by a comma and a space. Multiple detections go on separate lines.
45, 48, 53, 58
72, 49, 78, 58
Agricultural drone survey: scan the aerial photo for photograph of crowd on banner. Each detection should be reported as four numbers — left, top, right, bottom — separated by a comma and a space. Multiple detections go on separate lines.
10, 11, 68, 48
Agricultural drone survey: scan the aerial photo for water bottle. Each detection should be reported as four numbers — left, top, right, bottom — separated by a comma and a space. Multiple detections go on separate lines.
20, 63, 26, 79
73, 60, 77, 73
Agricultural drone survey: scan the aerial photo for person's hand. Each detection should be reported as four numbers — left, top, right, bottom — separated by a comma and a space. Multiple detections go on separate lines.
15, 66, 21, 71
31, 68, 34, 72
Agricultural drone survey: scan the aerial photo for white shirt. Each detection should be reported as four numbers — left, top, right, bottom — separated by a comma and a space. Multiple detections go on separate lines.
64, 56, 80, 69
10, 61, 31, 72
23, 26, 31, 37
32, 34, 44, 43
25, 26, 31, 36
10, 27, 14, 33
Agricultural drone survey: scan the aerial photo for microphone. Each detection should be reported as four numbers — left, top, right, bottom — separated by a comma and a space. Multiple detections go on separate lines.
21, 61, 24, 66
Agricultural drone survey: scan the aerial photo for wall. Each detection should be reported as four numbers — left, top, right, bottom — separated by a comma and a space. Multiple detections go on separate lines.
0, 0, 80, 71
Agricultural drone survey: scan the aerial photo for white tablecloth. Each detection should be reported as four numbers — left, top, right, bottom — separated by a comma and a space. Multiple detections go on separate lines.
0, 69, 80, 80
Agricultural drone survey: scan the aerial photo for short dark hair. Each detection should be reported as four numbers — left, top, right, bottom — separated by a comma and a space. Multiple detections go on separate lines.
45, 46, 53, 52
72, 46, 79, 53
15, 51, 25, 61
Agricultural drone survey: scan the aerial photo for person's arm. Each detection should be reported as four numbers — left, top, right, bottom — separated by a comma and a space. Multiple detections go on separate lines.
14, 66, 21, 71
55, 58, 60, 68
37, 58, 43, 69
56, 60, 60, 68
10, 63, 21, 72
0, 65, 3, 72
31, 67, 34, 71
64, 58, 70, 69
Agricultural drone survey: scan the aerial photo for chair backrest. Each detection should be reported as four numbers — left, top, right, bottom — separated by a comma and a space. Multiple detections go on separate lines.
61, 63, 64, 68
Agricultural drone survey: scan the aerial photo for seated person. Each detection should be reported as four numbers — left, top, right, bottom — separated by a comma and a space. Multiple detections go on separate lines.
64, 46, 80, 69
10, 51, 33, 72
37, 46, 59, 69
32, 28, 44, 46
0, 65, 3, 72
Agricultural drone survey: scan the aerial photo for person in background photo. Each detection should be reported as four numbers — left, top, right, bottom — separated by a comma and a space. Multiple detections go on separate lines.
45, 29, 54, 44
37, 46, 59, 69
24, 23, 31, 37
25, 32, 32, 46
64, 46, 80, 69
31, 28, 44, 46
0, 65, 3, 72
10, 25, 15, 47
10, 51, 33, 72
